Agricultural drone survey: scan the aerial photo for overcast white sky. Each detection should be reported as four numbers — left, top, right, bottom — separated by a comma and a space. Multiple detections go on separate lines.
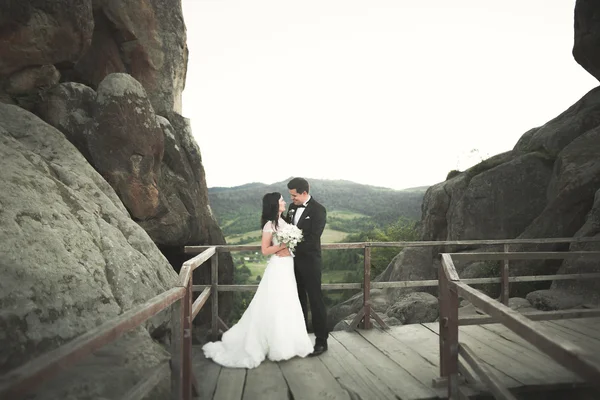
181, 0, 597, 190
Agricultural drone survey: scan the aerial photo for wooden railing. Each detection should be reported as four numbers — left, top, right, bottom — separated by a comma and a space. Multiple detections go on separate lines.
2, 237, 599, 399
185, 237, 600, 334
438, 250, 600, 399
0, 247, 218, 400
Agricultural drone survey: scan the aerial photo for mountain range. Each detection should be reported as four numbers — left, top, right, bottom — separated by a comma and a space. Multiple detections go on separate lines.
208, 178, 429, 236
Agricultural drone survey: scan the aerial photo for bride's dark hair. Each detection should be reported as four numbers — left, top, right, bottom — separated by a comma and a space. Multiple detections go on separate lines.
261, 192, 281, 231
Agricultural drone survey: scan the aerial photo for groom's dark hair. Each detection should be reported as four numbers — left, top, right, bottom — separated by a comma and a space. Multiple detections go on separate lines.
287, 177, 309, 194
261, 192, 281, 230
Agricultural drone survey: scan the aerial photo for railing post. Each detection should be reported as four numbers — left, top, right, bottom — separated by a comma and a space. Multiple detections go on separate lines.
170, 298, 184, 399
447, 284, 459, 399
211, 252, 219, 338
438, 263, 459, 398
182, 280, 193, 400
501, 244, 509, 305
361, 246, 372, 329
439, 263, 449, 378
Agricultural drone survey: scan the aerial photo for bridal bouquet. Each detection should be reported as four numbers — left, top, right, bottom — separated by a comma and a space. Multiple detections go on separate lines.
274, 224, 303, 255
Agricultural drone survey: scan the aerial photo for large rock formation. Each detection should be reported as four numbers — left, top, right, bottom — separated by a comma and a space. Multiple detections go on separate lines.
0, 104, 176, 398
1, 0, 187, 114
33, 74, 226, 246
550, 187, 600, 303
0, 1, 94, 77
3, 0, 232, 294
89, 74, 164, 220
71, 0, 188, 115
329, 1, 600, 326
32, 73, 233, 304
0, 0, 232, 398
371, 86, 600, 306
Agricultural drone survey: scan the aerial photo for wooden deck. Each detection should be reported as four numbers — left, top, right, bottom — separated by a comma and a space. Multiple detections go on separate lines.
193, 317, 600, 399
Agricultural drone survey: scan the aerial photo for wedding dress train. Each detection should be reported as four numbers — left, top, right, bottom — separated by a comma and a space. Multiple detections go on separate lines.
202, 221, 313, 368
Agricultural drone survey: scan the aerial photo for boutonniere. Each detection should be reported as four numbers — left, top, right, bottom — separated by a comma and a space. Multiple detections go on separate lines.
289, 209, 296, 215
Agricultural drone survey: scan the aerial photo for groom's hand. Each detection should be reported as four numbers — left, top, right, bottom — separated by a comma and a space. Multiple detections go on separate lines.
275, 248, 291, 257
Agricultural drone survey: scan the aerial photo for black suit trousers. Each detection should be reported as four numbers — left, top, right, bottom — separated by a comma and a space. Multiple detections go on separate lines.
294, 253, 328, 344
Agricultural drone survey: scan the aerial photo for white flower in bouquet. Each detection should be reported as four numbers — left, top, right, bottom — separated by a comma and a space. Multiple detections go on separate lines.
274, 224, 303, 255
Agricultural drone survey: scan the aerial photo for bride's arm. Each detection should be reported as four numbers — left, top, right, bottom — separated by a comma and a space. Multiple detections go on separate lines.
261, 231, 286, 256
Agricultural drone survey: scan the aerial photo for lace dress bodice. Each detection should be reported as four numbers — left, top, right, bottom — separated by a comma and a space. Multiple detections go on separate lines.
262, 218, 288, 246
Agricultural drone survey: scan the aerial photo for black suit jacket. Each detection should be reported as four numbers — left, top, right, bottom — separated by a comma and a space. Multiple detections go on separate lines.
286, 198, 327, 260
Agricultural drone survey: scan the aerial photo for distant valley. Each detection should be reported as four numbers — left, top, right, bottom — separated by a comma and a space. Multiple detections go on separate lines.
208, 178, 428, 244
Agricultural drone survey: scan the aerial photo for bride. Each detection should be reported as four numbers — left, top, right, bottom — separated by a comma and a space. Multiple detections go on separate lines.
202, 192, 314, 368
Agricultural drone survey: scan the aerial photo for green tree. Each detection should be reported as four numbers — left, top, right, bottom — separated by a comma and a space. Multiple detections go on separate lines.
344, 217, 419, 278
234, 263, 252, 284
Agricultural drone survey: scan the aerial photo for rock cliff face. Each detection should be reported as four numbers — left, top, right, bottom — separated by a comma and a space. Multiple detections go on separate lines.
0, 104, 176, 399
349, 87, 600, 324
330, 0, 600, 327
0, 1, 94, 78
0, 0, 231, 398
59, 0, 187, 116
550, 188, 600, 304
414, 86, 600, 286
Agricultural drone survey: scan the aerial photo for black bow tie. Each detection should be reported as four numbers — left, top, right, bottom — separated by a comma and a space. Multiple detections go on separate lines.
296, 204, 306, 208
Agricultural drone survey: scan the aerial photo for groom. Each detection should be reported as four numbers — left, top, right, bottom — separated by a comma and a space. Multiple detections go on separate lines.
284, 177, 329, 356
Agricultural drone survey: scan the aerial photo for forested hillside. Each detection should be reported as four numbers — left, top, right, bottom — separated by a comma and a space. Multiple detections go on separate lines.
208, 178, 428, 236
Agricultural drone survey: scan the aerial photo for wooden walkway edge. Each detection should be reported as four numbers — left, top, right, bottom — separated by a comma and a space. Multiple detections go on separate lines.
193, 317, 600, 399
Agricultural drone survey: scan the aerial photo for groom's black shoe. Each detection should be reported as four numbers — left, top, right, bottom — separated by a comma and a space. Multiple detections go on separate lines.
309, 343, 328, 357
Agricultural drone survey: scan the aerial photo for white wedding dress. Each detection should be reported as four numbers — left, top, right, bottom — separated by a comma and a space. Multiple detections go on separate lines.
202, 218, 314, 368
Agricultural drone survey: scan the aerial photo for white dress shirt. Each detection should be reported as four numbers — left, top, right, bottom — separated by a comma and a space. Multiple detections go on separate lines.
293, 195, 311, 225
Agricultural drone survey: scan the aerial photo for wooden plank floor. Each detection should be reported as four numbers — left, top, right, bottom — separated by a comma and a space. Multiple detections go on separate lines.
193, 317, 600, 399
